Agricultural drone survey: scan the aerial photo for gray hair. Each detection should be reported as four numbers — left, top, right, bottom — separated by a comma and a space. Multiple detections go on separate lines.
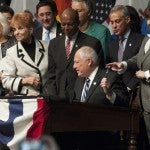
110, 5, 130, 17
77, 46, 99, 66
0, 12, 9, 35
71, 0, 93, 13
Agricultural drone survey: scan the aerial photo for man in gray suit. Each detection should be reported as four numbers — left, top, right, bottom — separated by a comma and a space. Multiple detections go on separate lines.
43, 8, 104, 98
107, 36, 150, 146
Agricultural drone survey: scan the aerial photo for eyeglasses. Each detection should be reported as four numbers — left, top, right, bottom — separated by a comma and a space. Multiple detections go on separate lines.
38, 12, 53, 18
75, 9, 88, 13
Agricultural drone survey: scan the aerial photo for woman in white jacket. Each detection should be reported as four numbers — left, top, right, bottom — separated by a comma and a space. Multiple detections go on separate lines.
2, 12, 48, 96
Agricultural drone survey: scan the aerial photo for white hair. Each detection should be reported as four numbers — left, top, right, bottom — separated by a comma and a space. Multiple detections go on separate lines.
0, 12, 10, 35
77, 46, 99, 65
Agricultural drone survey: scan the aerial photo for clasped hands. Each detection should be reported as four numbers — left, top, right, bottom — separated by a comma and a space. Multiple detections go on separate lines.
21, 76, 41, 88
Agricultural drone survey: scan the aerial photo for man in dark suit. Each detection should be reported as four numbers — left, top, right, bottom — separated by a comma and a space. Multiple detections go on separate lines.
107, 5, 144, 97
73, 46, 129, 107
33, 1, 62, 42
64, 45, 129, 150
43, 8, 104, 98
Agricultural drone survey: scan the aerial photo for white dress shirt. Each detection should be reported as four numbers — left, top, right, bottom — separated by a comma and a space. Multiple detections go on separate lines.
42, 23, 57, 41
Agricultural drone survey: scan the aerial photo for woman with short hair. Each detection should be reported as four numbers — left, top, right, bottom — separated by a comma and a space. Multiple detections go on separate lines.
2, 12, 48, 96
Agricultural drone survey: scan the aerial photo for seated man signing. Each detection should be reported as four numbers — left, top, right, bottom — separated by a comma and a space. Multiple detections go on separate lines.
72, 46, 129, 107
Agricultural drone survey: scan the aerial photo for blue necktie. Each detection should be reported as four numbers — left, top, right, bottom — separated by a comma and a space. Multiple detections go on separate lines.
44, 30, 50, 42
81, 78, 90, 102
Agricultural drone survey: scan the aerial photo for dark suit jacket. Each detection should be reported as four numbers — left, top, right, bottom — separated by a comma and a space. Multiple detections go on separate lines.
107, 31, 144, 90
43, 31, 104, 98
73, 68, 129, 107
33, 22, 63, 40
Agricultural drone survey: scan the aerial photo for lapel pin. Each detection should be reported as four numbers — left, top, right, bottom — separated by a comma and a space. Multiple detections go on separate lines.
75, 44, 78, 48
93, 82, 96, 85
59, 33, 62, 36
129, 43, 132, 46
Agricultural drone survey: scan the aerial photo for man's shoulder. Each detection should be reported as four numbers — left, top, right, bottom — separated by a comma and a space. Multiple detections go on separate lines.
108, 36, 118, 46
33, 27, 43, 39
34, 26, 43, 33
48, 35, 65, 47
130, 31, 145, 38
56, 22, 63, 36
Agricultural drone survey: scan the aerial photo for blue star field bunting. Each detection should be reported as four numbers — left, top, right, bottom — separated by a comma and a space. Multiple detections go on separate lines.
91, 0, 116, 23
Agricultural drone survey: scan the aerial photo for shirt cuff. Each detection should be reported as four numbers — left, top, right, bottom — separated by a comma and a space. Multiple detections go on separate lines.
145, 70, 150, 81
117, 61, 127, 74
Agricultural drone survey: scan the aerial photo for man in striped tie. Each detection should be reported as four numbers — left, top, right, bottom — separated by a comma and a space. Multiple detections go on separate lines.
69, 45, 129, 149
73, 46, 129, 106
43, 8, 104, 99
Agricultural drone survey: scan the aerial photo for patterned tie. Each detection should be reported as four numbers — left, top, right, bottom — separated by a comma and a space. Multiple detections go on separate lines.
44, 30, 50, 43
81, 78, 90, 102
66, 37, 71, 59
118, 36, 125, 61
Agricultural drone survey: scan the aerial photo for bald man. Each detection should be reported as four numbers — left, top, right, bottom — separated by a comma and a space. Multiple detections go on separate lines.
43, 8, 104, 98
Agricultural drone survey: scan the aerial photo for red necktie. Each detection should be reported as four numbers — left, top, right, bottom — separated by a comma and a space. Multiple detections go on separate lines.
66, 37, 71, 59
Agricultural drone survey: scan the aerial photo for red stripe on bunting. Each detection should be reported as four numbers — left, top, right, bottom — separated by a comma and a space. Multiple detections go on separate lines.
26, 98, 51, 139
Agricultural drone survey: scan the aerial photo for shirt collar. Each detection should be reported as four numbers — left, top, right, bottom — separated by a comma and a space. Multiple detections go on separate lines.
43, 22, 57, 34
122, 29, 131, 39
88, 66, 99, 84
65, 30, 79, 41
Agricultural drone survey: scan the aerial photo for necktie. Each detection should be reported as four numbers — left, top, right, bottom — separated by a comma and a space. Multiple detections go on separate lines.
44, 30, 50, 42
81, 78, 90, 102
118, 36, 125, 61
66, 37, 71, 59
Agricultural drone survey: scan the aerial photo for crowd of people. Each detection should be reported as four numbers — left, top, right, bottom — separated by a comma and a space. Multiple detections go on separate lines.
0, 0, 150, 150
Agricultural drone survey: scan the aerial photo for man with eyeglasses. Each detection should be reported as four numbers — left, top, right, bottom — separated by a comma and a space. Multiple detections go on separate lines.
33, 1, 63, 43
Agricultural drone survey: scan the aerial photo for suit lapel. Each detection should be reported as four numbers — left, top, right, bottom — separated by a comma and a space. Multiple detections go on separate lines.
35, 40, 46, 67
137, 37, 150, 67
141, 48, 150, 65
85, 69, 103, 102
67, 31, 85, 64
17, 42, 34, 66
17, 41, 45, 69
112, 38, 119, 61
76, 78, 85, 101
60, 36, 69, 65
56, 22, 63, 37
123, 32, 133, 59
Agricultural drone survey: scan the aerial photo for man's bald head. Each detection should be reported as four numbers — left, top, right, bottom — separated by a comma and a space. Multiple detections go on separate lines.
60, 8, 79, 24
60, 8, 79, 37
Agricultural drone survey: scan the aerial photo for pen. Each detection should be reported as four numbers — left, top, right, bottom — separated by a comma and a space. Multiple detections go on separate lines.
105, 68, 110, 78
